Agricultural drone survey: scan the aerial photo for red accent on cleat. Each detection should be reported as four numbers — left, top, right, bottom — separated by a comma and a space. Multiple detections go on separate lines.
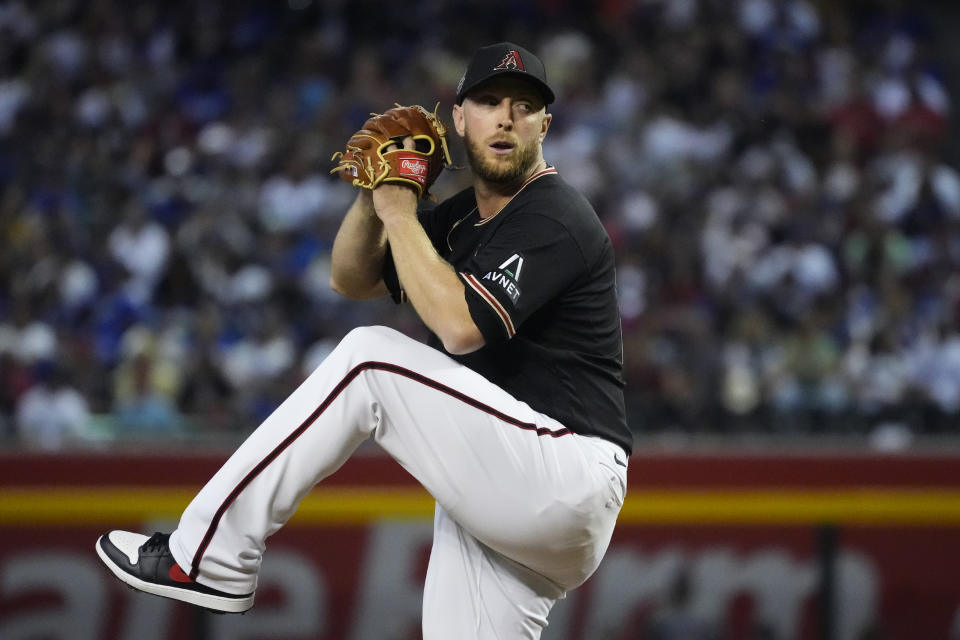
169, 563, 194, 583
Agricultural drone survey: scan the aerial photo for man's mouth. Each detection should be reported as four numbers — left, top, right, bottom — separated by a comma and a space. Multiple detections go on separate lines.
488, 140, 516, 155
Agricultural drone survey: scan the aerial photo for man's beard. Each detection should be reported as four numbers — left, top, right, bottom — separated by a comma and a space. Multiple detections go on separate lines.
463, 129, 540, 185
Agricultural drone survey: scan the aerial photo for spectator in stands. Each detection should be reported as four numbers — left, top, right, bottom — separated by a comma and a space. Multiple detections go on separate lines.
0, 0, 956, 442
15, 361, 89, 450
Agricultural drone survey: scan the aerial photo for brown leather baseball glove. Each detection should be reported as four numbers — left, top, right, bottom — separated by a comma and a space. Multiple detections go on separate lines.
331, 104, 452, 199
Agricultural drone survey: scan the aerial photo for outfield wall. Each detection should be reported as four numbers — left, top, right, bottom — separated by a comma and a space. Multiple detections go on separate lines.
1, 449, 959, 639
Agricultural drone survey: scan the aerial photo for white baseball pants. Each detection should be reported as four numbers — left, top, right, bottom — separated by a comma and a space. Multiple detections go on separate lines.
169, 325, 627, 639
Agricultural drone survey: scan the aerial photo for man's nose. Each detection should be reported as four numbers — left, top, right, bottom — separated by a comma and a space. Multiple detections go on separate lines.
496, 101, 514, 129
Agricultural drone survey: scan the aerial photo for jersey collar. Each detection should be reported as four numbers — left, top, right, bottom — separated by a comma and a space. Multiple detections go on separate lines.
474, 166, 557, 226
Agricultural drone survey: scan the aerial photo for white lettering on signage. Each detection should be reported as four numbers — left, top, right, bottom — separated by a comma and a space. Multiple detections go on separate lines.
0, 552, 106, 640
349, 521, 433, 640
544, 546, 878, 640
950, 605, 960, 638
121, 588, 173, 640
0, 549, 326, 640
0, 533, 885, 640
210, 551, 326, 640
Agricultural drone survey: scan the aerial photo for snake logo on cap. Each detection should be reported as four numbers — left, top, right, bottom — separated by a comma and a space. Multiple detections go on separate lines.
456, 43, 554, 105
494, 50, 524, 71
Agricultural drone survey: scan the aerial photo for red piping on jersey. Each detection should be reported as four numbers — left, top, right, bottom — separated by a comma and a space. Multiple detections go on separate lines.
188, 360, 571, 580
461, 272, 516, 338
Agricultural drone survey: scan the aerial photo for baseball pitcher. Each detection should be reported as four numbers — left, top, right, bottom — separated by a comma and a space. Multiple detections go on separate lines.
96, 42, 632, 639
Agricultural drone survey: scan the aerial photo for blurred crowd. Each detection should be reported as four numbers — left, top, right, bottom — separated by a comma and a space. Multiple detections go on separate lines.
1, 0, 958, 449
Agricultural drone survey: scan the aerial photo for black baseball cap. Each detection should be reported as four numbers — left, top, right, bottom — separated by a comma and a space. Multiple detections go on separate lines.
455, 42, 555, 106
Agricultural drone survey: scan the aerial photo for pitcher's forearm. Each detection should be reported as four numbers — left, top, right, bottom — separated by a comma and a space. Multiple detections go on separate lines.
330, 191, 389, 299
377, 191, 484, 354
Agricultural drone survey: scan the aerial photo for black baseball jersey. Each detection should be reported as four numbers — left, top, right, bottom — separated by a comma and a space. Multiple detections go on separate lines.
383, 168, 632, 454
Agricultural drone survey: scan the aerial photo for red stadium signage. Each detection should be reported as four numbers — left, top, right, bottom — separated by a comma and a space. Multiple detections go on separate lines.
1, 450, 959, 639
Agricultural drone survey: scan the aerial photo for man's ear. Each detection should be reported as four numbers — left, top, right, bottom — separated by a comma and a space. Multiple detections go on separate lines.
452, 103, 465, 137
540, 112, 552, 142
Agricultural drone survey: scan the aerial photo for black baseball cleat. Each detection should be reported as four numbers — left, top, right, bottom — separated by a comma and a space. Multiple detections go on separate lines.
96, 531, 254, 613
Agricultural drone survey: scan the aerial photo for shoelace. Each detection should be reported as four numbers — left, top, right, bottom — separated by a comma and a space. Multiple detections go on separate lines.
141, 532, 171, 552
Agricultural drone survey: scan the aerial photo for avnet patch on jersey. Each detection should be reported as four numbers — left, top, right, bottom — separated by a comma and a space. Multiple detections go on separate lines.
481, 253, 524, 304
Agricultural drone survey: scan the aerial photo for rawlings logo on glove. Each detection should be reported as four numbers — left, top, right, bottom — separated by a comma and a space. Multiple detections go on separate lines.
399, 156, 429, 181
331, 103, 452, 199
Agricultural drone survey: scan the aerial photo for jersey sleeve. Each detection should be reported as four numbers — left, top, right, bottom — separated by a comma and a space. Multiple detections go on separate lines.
459, 213, 584, 343
381, 201, 447, 304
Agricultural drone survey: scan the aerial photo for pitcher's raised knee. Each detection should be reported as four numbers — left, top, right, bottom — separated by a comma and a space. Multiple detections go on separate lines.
338, 325, 408, 357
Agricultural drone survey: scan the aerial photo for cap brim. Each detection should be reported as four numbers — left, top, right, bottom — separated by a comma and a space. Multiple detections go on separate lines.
457, 71, 555, 106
